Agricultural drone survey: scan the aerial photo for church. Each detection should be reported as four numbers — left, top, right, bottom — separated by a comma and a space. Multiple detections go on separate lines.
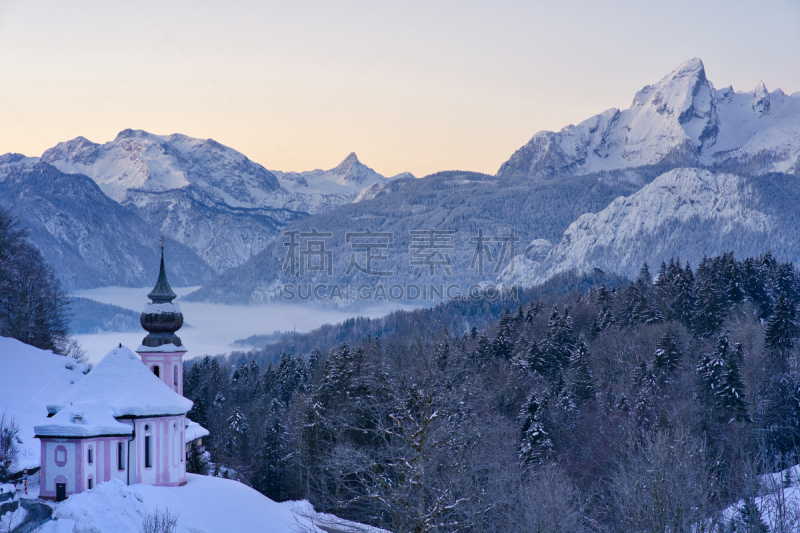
34, 248, 208, 501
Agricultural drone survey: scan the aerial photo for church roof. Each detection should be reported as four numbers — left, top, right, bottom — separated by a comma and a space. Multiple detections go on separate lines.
45, 346, 192, 420
35, 401, 132, 438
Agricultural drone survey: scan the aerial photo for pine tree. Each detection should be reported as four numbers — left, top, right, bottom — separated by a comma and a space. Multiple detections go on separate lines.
474, 332, 491, 365
540, 307, 576, 378
518, 394, 552, 468
569, 340, 596, 405
491, 307, 514, 359
693, 258, 725, 338
671, 262, 696, 328
698, 334, 750, 423
765, 293, 797, 356
653, 330, 682, 377
719, 343, 751, 423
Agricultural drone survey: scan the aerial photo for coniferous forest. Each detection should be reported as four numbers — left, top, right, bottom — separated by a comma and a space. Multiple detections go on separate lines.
184, 252, 800, 532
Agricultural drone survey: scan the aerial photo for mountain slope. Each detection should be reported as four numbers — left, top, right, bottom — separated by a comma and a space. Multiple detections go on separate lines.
0, 158, 213, 289
501, 168, 798, 286
498, 58, 800, 180
188, 170, 637, 304
41, 131, 409, 273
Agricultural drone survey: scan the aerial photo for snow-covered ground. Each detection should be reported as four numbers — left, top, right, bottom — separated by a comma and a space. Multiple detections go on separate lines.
0, 337, 89, 470
282, 500, 391, 533
72, 286, 407, 364
36, 475, 321, 533
720, 464, 800, 531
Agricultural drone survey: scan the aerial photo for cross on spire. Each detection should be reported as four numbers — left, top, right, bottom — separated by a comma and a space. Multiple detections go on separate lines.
160, 235, 165, 250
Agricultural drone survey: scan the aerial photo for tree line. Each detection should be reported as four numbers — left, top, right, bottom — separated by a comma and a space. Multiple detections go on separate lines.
0, 206, 71, 354
184, 252, 800, 532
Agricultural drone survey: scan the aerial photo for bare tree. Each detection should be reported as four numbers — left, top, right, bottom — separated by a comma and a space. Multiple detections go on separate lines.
140, 508, 178, 533
511, 463, 589, 533
0, 410, 19, 482
608, 427, 720, 533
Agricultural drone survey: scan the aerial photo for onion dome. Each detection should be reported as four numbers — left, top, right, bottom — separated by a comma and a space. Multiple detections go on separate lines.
140, 246, 183, 348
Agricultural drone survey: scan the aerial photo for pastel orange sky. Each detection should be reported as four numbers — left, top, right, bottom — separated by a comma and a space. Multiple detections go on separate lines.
0, 0, 798, 177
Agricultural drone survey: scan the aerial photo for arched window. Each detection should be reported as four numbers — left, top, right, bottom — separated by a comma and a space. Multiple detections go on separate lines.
87, 447, 93, 464
173, 365, 178, 386
153, 366, 160, 378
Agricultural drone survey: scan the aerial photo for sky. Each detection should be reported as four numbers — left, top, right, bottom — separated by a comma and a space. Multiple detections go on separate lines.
0, 0, 798, 178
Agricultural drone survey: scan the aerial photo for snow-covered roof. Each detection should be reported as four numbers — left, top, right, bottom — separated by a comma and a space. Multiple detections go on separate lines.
137, 342, 187, 353
46, 346, 192, 418
35, 401, 132, 438
185, 419, 209, 443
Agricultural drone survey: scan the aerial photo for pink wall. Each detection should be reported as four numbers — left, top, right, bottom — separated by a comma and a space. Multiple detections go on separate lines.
39, 436, 130, 500
138, 351, 184, 395
132, 415, 186, 487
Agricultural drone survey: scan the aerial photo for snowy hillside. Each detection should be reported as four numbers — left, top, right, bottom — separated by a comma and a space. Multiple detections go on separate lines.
499, 168, 791, 286
36, 475, 321, 533
0, 336, 89, 471
498, 58, 800, 180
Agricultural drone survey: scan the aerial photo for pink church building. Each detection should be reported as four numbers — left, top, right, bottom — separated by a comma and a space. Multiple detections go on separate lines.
34, 250, 208, 501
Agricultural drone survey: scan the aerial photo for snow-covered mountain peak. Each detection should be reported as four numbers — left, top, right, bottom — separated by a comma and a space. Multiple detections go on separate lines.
332, 152, 360, 174
753, 81, 770, 115
42, 129, 283, 205
631, 57, 708, 117
498, 58, 800, 180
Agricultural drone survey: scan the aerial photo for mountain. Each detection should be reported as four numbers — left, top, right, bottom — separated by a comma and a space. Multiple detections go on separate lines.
0, 157, 213, 290
498, 58, 800, 181
41, 131, 408, 273
272, 151, 413, 212
501, 168, 800, 286
189, 58, 800, 304
188, 170, 636, 304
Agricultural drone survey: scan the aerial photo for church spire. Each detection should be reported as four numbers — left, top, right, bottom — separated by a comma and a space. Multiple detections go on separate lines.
140, 239, 183, 348
147, 239, 177, 304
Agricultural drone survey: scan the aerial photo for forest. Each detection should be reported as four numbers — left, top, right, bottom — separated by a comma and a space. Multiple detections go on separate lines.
184, 251, 800, 532
0, 207, 71, 354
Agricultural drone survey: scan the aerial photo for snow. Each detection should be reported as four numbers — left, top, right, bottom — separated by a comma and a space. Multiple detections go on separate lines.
185, 420, 209, 443
0, 336, 89, 470
137, 343, 187, 353
282, 500, 391, 533
45, 345, 192, 419
498, 58, 800, 179
719, 463, 800, 530
142, 301, 182, 315
501, 168, 770, 287
37, 475, 322, 533
0, 505, 26, 531
0, 483, 15, 495
34, 401, 132, 438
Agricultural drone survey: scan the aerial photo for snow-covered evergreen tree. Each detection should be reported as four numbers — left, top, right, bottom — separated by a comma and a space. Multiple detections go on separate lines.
765, 293, 797, 356
519, 393, 552, 468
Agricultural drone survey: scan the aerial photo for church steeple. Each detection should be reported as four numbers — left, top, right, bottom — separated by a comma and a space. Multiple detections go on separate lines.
140, 239, 183, 348
147, 241, 177, 304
